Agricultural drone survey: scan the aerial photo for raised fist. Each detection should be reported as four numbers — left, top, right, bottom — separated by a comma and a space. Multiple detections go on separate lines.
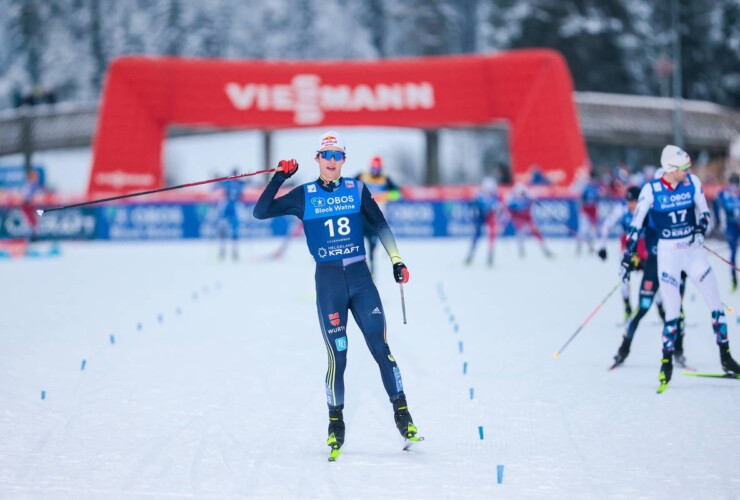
276, 159, 299, 179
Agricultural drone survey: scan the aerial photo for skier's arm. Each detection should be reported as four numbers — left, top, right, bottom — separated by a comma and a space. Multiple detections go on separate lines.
386, 177, 402, 201
691, 174, 711, 235
625, 184, 653, 252
598, 204, 624, 251
360, 184, 402, 265
253, 176, 304, 220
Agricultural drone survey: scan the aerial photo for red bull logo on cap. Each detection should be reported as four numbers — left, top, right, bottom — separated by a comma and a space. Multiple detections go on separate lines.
318, 131, 345, 151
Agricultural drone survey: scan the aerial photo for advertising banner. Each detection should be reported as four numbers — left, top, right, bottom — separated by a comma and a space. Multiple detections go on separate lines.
89, 51, 586, 197
0, 198, 628, 242
0, 207, 96, 240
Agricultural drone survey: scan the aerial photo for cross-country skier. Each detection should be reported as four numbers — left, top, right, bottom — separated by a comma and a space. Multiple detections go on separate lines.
621, 145, 740, 391
598, 186, 650, 324
713, 172, 740, 291
464, 176, 501, 266
20, 168, 42, 242
576, 172, 604, 255
19, 168, 61, 258
355, 155, 401, 276
215, 169, 245, 261
506, 182, 553, 258
253, 131, 420, 460
605, 184, 688, 368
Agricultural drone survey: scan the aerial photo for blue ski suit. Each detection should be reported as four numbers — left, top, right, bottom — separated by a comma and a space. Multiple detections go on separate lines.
254, 175, 407, 410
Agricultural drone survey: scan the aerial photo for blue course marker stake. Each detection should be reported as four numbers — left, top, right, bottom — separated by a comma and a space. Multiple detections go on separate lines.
193, 292, 198, 300
478, 426, 484, 440
81, 359, 87, 371
454, 323, 459, 333
137, 322, 143, 332
109, 334, 115, 345
157, 314, 163, 323
458, 341, 464, 353
41, 390, 46, 400
497, 464, 504, 484
463, 362, 468, 374
469, 387, 475, 400
736, 316, 740, 325
449, 314, 455, 323
176, 307, 182, 316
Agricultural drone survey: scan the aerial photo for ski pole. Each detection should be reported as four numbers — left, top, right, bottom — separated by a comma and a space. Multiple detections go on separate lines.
554, 281, 621, 359
703, 245, 738, 312
703, 245, 740, 273
399, 284, 407, 324
36, 167, 278, 215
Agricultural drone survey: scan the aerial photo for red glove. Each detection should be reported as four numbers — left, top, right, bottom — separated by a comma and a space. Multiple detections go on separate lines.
393, 262, 409, 284
276, 159, 298, 179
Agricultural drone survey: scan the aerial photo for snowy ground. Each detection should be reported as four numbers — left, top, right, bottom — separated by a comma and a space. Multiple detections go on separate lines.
2, 237, 740, 499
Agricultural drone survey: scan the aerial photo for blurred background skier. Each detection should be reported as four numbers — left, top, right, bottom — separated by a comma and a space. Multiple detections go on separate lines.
576, 171, 604, 255
713, 172, 740, 292
356, 155, 401, 276
506, 182, 553, 258
464, 176, 501, 267
598, 185, 649, 325
216, 168, 246, 261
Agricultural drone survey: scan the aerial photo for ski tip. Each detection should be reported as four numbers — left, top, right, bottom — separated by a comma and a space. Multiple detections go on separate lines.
403, 435, 424, 451
682, 371, 740, 379
553, 352, 561, 359
36, 209, 45, 216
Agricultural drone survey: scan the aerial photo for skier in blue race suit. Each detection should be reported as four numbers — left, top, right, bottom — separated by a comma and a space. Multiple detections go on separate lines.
253, 131, 419, 457
714, 173, 740, 291
216, 169, 245, 261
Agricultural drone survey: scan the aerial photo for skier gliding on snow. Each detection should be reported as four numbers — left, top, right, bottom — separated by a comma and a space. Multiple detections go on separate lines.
253, 131, 421, 459
621, 145, 740, 390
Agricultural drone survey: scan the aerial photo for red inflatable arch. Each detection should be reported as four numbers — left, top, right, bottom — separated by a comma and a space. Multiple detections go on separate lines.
89, 49, 587, 197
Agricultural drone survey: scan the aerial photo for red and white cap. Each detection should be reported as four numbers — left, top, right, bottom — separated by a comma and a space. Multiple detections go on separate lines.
318, 131, 346, 152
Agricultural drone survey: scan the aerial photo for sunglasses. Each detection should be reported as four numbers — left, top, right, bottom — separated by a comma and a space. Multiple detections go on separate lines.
318, 151, 346, 161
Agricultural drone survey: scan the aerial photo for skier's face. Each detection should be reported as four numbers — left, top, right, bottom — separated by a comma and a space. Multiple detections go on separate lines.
316, 149, 346, 181
664, 168, 688, 185
674, 168, 689, 183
